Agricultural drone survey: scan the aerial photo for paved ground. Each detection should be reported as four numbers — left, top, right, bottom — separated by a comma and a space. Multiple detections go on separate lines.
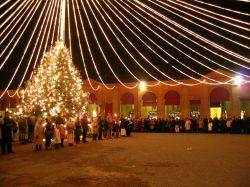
0, 133, 250, 187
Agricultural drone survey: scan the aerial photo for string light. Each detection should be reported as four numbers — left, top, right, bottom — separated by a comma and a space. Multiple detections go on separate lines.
0, 1, 42, 70
71, 0, 100, 91
181, 0, 250, 25
8, 0, 58, 98
0, 1, 52, 98
152, 0, 249, 50
0, 0, 45, 99
87, 0, 141, 84
94, 0, 182, 86
0, 0, 23, 19
20, 41, 89, 117
1, 0, 249, 96
116, 1, 231, 83
123, 0, 250, 78
0, 0, 32, 42
82, 0, 138, 89
106, 0, 227, 85
75, 0, 114, 90
134, 0, 250, 65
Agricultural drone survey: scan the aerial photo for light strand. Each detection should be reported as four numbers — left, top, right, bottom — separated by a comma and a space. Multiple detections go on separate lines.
123, 0, 249, 78
107, 0, 226, 85
0, 1, 42, 70
7, 0, 56, 98
0, 0, 23, 19
75, 0, 114, 90
0, 0, 48, 99
29, 0, 60, 89
71, 0, 100, 91
0, 0, 14, 9
135, 0, 250, 65
182, 0, 250, 25
154, 0, 249, 50
117, 0, 229, 80
83, 0, 138, 89
95, 0, 182, 86
88, 0, 141, 84
169, 0, 250, 39
0, 0, 31, 41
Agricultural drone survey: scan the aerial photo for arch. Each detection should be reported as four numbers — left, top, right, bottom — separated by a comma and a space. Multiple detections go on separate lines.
142, 92, 157, 106
121, 92, 134, 104
210, 87, 230, 103
89, 93, 97, 104
165, 90, 180, 105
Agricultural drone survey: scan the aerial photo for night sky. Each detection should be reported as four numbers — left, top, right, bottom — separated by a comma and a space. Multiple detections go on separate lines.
0, 0, 249, 90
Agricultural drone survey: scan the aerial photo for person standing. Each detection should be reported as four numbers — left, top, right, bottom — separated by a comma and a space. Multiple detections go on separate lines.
0, 116, 3, 153
18, 117, 28, 144
125, 119, 132, 137
67, 117, 75, 146
120, 116, 127, 137
185, 117, 191, 133
97, 116, 104, 140
1, 112, 15, 154
113, 119, 120, 138
59, 124, 66, 147
34, 118, 45, 151
55, 113, 66, 147
75, 117, 82, 144
45, 116, 54, 150
106, 113, 113, 139
54, 124, 61, 149
92, 117, 98, 141
81, 113, 88, 143
27, 116, 35, 143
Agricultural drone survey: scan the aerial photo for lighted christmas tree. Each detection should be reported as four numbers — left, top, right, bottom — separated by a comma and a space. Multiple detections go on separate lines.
21, 41, 89, 117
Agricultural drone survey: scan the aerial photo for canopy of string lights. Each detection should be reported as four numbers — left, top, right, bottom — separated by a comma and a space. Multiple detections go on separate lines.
0, 0, 250, 97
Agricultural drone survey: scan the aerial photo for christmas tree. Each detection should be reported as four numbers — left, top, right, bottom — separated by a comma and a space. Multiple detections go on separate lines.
21, 41, 89, 118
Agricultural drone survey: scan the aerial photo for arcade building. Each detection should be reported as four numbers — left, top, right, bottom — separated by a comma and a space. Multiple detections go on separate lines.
1, 70, 250, 119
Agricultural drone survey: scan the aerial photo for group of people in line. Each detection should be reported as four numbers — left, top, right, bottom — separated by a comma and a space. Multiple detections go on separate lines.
132, 116, 250, 134
0, 112, 133, 154
1, 111, 250, 154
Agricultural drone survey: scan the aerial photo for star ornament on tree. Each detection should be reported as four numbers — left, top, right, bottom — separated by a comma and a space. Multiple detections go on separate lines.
21, 41, 89, 118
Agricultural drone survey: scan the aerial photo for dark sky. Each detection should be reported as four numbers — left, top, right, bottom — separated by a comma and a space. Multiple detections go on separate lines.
0, 0, 250, 89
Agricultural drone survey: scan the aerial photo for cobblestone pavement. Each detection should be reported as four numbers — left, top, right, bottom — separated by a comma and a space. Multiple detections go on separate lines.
0, 133, 250, 187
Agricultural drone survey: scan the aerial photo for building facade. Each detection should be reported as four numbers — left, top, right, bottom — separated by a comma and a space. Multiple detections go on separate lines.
1, 71, 250, 119
83, 71, 250, 119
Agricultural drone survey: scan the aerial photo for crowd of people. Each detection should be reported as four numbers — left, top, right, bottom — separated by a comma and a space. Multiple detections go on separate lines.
132, 116, 250, 134
0, 112, 133, 154
1, 111, 250, 155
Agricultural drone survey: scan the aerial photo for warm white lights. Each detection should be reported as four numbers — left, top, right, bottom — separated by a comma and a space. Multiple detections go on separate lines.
139, 81, 147, 91
234, 75, 243, 85
93, 110, 97, 117
0, 0, 249, 97
20, 41, 89, 117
